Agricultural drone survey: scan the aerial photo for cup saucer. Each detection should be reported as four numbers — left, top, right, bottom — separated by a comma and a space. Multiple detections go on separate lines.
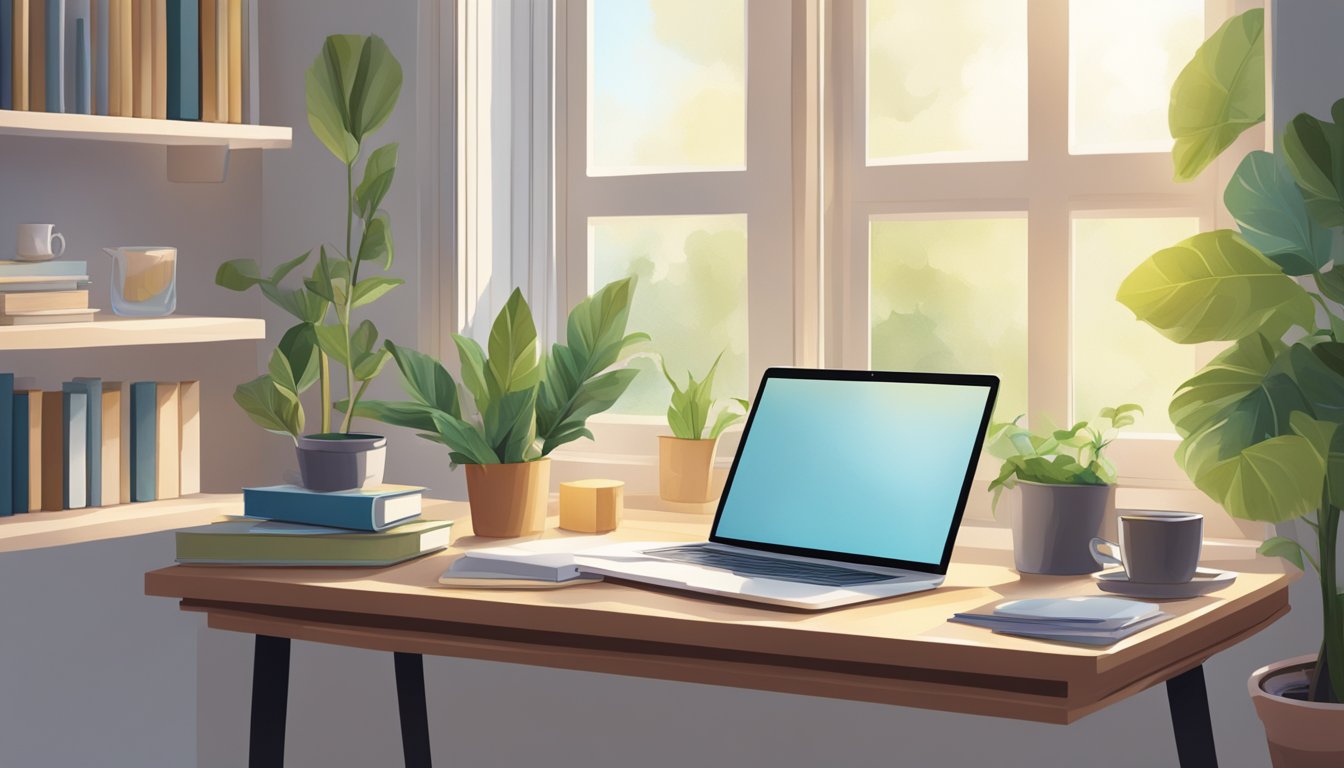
1095, 567, 1236, 599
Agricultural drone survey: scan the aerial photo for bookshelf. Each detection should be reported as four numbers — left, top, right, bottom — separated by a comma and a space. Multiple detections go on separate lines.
0, 494, 236, 554
0, 315, 265, 351
0, 110, 292, 150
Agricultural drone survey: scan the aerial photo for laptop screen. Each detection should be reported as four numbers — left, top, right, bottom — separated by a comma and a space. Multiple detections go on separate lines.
709, 369, 998, 574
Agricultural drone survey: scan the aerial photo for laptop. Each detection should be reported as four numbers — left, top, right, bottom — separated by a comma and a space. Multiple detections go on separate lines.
574, 367, 999, 610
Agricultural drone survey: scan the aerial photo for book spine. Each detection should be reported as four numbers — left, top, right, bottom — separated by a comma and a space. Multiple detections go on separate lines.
73, 17, 87, 111
1, 0, 12, 109
62, 389, 86, 509
198, 0, 212, 121
154, 381, 178, 499
93, 0, 106, 113
100, 385, 120, 506
69, 378, 101, 506
177, 380, 198, 495
44, 0, 62, 112
163, 0, 194, 120
40, 391, 62, 510
132, 0, 147, 117
212, 0, 223, 121
0, 374, 13, 517
225, 0, 237, 122
68, 0, 90, 113
24, 390, 41, 511
11, 391, 28, 514
243, 0, 254, 124
29, 0, 44, 111
12, 0, 28, 110
129, 381, 155, 502
149, 0, 161, 118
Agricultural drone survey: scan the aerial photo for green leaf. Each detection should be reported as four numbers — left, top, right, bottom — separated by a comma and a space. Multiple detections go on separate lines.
266, 348, 301, 396
1169, 8, 1265, 181
708, 404, 746, 440
338, 398, 438, 433
305, 35, 362, 164
385, 340, 461, 418
1117, 230, 1314, 344
270, 251, 312, 285
351, 319, 378, 358
1258, 536, 1306, 570
1283, 99, 1344, 229
215, 259, 263, 291
261, 282, 328, 324
351, 276, 402, 308
1317, 268, 1344, 306
277, 323, 320, 393
356, 212, 393, 269
346, 36, 403, 142
1191, 434, 1324, 523
355, 142, 398, 218
1290, 412, 1344, 508
1225, 150, 1333, 275
539, 367, 639, 455
234, 375, 303, 438
483, 389, 538, 464
429, 410, 499, 465
452, 334, 494, 415
487, 289, 540, 394
1170, 334, 1285, 437
353, 347, 392, 382
314, 323, 349, 367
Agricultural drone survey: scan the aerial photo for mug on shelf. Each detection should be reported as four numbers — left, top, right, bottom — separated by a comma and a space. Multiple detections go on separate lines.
16, 223, 66, 262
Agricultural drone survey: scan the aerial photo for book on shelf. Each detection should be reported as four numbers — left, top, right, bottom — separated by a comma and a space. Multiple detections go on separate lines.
97, 380, 122, 506
39, 390, 61, 510
44, 0, 63, 112
0, 308, 98, 325
241, 0, 253, 123
132, 0, 147, 117
150, 0, 163, 118
11, 388, 39, 514
175, 519, 454, 566
242, 484, 425, 532
0, 289, 89, 313
93, 0, 107, 114
224, 0, 237, 122
1, 0, 13, 110
12, 0, 30, 110
29, 0, 43, 111
0, 373, 12, 517
64, 377, 101, 506
164, 0, 195, 120
0, 260, 88, 276
177, 379, 198, 495
128, 380, 155, 502
154, 380, 178, 499
66, 0, 90, 114
198, 0, 214, 121
61, 385, 86, 508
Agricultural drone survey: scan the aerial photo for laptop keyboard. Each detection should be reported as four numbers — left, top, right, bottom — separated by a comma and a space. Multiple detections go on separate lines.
643, 543, 899, 587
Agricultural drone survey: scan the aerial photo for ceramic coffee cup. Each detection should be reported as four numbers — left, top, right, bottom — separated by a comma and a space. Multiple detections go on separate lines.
16, 223, 65, 261
1089, 511, 1203, 584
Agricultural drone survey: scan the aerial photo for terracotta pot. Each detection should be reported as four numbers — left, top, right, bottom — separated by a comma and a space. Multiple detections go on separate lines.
1250, 655, 1344, 767
295, 433, 386, 492
464, 458, 551, 538
659, 436, 718, 503
1010, 481, 1113, 575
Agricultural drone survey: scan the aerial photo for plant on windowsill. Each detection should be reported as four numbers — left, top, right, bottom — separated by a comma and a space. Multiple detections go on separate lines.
658, 353, 750, 504
1114, 8, 1344, 760
343, 278, 648, 537
986, 405, 1142, 576
214, 34, 405, 493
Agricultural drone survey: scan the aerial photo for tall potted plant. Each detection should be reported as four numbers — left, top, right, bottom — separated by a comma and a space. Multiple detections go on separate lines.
346, 279, 647, 537
658, 352, 749, 504
215, 34, 405, 492
1116, 9, 1343, 763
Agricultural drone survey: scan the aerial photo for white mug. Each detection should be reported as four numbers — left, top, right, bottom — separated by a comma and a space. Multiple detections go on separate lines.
16, 224, 66, 261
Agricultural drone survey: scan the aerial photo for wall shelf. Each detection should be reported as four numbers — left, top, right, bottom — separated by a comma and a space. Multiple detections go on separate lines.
0, 494, 236, 554
0, 110, 292, 149
0, 315, 265, 351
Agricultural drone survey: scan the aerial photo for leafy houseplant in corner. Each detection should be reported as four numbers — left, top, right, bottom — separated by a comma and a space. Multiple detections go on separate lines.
215, 34, 405, 492
1116, 9, 1344, 763
987, 405, 1142, 575
658, 353, 749, 504
347, 279, 647, 537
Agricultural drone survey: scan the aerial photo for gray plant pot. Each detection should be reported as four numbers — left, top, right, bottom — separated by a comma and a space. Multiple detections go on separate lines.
1011, 481, 1114, 575
295, 433, 387, 492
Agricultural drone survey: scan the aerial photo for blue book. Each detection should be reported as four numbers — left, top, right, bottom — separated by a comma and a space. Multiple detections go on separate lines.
93, 0, 107, 114
165, 0, 197, 120
1, 0, 13, 110
65, 378, 101, 506
12, 391, 29, 514
0, 260, 88, 277
242, 485, 425, 532
67, 1, 90, 114
45, 0, 65, 113
129, 382, 157, 502
0, 374, 13, 518
62, 390, 86, 509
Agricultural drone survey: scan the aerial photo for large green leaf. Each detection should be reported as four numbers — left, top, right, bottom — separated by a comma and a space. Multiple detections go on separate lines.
487, 290, 540, 394
1191, 433, 1323, 523
384, 340, 460, 418
483, 389, 537, 464
1283, 99, 1344, 228
346, 35, 403, 142
1258, 536, 1307, 570
1289, 412, 1344, 508
314, 323, 350, 367
277, 323, 320, 393
708, 401, 747, 440
260, 282, 328, 324
234, 375, 303, 438
337, 399, 439, 433
351, 275, 403, 308
1117, 229, 1314, 344
1316, 268, 1344, 306
304, 247, 350, 307
1225, 150, 1332, 275
270, 251, 312, 284
305, 35, 362, 164
1170, 334, 1285, 436
356, 212, 393, 269
539, 368, 639, 455
266, 348, 302, 397
429, 410, 499, 465
1169, 8, 1265, 181
564, 278, 642, 379
355, 143, 398, 219
452, 333, 494, 415
215, 258, 264, 291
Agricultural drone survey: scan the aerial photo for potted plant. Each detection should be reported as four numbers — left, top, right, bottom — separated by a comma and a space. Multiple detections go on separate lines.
658, 353, 749, 503
987, 405, 1142, 575
346, 278, 647, 537
1116, 8, 1343, 762
215, 34, 405, 492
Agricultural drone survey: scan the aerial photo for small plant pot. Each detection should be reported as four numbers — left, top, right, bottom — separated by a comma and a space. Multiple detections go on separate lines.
1250, 655, 1344, 767
464, 458, 551, 538
1011, 481, 1113, 575
295, 433, 387, 492
659, 436, 719, 503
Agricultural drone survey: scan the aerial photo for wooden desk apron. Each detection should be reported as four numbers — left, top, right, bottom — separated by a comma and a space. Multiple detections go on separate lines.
145, 501, 1292, 725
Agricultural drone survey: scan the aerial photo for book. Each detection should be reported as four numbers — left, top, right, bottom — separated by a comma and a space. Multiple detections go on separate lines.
211, 0, 223, 120
175, 519, 454, 566
163, 0, 194, 119
93, 0, 105, 113
128, 380, 155, 502
0, 373, 12, 517
61, 387, 86, 508
198, 0, 213, 121
28, 0, 42, 110
40, 390, 62, 510
177, 379, 198, 494
12, 0, 28, 110
225, 0, 238, 122
1, 0, 12, 109
117, 378, 129, 502
112, 0, 129, 116
445, 538, 618, 582
44, 0, 62, 112
154, 381, 178, 499
98, 381, 121, 506
950, 597, 1171, 647
437, 572, 604, 590
131, 0, 146, 117
11, 389, 32, 513
0, 259, 89, 276
242, 484, 425, 532
242, 0, 254, 123
0, 308, 98, 324
19, 389, 41, 511
65, 376, 100, 505
149, 0, 161, 118
0, 290, 88, 312
67, 0, 90, 113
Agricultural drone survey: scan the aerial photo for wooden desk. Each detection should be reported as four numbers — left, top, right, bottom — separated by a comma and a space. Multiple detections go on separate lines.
145, 500, 1291, 768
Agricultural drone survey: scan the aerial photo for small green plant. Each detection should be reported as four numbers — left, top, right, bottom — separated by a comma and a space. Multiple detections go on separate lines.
345, 278, 648, 464
215, 34, 405, 442
661, 352, 749, 441
986, 404, 1143, 510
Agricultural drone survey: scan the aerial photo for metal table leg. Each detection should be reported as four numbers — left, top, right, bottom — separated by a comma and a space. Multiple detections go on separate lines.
249, 635, 292, 768
394, 652, 433, 768
1166, 664, 1219, 768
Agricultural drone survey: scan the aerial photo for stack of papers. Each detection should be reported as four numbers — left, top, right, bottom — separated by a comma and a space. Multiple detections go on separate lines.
439, 538, 613, 589
950, 597, 1171, 646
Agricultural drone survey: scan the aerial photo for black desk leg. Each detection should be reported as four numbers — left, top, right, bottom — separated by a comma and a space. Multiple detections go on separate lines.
249, 635, 292, 768
394, 652, 433, 768
1166, 664, 1219, 768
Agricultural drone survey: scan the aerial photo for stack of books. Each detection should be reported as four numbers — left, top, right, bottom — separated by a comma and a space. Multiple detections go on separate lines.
0, 0, 260, 123
3, 374, 199, 516
950, 596, 1171, 646
175, 484, 452, 567
0, 260, 94, 325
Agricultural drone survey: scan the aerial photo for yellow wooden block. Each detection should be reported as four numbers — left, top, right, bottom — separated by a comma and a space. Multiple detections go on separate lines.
559, 479, 623, 534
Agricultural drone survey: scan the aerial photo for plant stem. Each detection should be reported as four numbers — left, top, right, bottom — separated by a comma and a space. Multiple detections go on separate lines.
319, 351, 331, 433
341, 379, 370, 433
1313, 497, 1344, 703
341, 159, 356, 432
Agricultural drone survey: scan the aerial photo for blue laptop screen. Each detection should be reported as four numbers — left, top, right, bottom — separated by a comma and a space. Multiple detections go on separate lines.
711, 376, 994, 567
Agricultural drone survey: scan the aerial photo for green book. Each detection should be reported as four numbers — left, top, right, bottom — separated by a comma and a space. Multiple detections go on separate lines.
175, 519, 453, 566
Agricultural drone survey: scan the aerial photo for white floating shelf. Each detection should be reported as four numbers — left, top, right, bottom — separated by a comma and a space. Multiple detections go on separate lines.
0, 109, 292, 149
0, 315, 266, 351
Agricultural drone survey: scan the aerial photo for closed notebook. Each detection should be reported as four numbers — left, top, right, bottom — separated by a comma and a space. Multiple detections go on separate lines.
242, 484, 425, 532
448, 538, 619, 582
175, 519, 453, 566
0, 373, 12, 517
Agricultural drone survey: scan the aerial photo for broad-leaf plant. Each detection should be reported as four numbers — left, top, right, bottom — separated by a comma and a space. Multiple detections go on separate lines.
986, 405, 1142, 511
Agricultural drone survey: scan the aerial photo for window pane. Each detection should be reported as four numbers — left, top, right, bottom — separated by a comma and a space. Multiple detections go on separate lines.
866, 0, 1027, 165
590, 215, 749, 416
870, 218, 1027, 419
1072, 217, 1201, 432
587, 0, 745, 176
1069, 0, 1203, 155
